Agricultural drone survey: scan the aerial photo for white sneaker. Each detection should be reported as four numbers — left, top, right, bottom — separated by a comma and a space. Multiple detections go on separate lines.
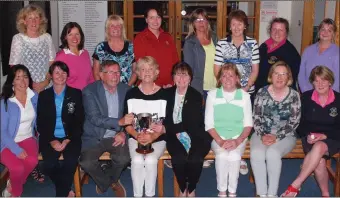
240, 160, 249, 175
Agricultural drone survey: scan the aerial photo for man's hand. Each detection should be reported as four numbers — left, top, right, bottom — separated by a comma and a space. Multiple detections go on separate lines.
18, 150, 28, 159
119, 113, 134, 126
262, 134, 276, 146
112, 132, 126, 147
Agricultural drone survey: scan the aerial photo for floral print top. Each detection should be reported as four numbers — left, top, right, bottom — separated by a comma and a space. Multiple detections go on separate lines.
93, 40, 134, 84
253, 86, 301, 140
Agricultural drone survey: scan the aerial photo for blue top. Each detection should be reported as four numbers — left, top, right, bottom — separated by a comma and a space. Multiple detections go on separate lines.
54, 86, 66, 138
0, 90, 38, 156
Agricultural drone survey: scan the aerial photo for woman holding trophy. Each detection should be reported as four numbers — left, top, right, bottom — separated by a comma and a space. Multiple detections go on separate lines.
124, 56, 167, 197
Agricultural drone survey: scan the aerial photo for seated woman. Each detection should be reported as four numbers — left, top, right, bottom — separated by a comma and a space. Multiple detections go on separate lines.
37, 61, 84, 197
250, 61, 301, 197
0, 65, 39, 197
282, 66, 340, 197
124, 56, 167, 197
164, 62, 212, 197
205, 63, 253, 197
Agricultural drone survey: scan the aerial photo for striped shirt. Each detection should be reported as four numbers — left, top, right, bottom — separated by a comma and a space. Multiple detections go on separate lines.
214, 35, 260, 92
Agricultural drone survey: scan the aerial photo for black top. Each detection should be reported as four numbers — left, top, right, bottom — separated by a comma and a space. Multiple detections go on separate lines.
124, 87, 167, 142
256, 40, 301, 92
37, 86, 84, 146
298, 90, 340, 141
163, 86, 212, 146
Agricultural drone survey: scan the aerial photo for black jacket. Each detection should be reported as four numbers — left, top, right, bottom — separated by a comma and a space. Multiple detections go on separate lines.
163, 86, 212, 146
37, 86, 84, 146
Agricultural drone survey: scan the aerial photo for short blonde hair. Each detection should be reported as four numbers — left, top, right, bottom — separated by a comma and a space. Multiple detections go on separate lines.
105, 15, 127, 41
309, 65, 335, 86
16, 4, 48, 35
216, 63, 241, 88
267, 61, 293, 86
136, 56, 159, 71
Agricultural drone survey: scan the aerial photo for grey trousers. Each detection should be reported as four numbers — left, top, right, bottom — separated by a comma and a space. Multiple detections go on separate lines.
79, 138, 130, 192
250, 133, 296, 196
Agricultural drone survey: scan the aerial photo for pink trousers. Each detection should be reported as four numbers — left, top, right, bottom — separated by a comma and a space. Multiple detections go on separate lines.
0, 137, 38, 196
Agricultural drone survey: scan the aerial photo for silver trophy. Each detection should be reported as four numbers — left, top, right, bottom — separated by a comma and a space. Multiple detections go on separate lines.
134, 113, 154, 154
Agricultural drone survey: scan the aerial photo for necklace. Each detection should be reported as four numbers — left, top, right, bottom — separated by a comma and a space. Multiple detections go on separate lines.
26, 35, 41, 48
139, 83, 157, 95
270, 86, 287, 101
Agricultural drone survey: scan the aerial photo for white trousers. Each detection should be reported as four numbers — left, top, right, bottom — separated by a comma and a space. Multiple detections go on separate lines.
128, 138, 166, 197
211, 139, 247, 193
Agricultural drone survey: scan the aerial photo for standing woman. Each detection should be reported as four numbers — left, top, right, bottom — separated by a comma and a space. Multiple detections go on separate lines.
298, 18, 339, 93
0, 65, 39, 197
55, 22, 94, 90
124, 56, 167, 197
251, 61, 301, 197
183, 8, 218, 97
205, 63, 253, 197
256, 17, 301, 92
92, 15, 137, 86
134, 8, 179, 88
164, 62, 212, 196
9, 4, 56, 93
37, 61, 84, 197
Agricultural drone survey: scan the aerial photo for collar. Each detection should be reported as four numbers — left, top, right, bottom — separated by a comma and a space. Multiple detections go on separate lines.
9, 88, 35, 102
144, 27, 165, 39
53, 85, 66, 97
311, 89, 335, 107
102, 81, 118, 95
63, 48, 84, 56
226, 34, 248, 44
216, 87, 243, 100
265, 38, 287, 53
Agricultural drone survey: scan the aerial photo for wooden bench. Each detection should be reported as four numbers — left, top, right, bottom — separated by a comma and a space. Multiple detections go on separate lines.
157, 139, 340, 197
1, 140, 339, 197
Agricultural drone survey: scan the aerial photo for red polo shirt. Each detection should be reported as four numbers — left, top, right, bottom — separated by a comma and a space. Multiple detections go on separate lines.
134, 28, 179, 86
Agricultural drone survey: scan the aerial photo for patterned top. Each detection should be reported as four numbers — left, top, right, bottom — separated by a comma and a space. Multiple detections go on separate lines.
253, 86, 301, 140
9, 33, 56, 83
93, 40, 134, 84
214, 35, 260, 92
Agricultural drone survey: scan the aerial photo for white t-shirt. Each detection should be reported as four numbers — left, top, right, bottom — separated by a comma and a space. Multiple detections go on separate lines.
9, 88, 35, 142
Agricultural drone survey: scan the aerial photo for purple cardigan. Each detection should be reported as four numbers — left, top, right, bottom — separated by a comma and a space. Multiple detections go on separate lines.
298, 43, 339, 93
0, 92, 38, 156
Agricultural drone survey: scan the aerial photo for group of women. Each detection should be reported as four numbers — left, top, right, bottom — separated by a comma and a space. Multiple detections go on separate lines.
0, 3, 339, 197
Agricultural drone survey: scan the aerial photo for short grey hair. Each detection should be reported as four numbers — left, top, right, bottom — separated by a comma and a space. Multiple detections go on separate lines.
100, 60, 120, 72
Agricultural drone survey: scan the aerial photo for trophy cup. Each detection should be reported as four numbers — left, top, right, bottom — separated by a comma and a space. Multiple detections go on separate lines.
134, 113, 154, 154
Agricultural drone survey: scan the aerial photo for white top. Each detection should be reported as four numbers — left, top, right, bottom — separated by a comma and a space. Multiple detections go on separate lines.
173, 92, 185, 124
9, 33, 56, 83
9, 88, 36, 142
205, 88, 253, 132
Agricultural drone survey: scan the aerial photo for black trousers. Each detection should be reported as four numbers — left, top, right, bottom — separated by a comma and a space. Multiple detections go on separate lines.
79, 138, 130, 193
167, 135, 211, 193
41, 138, 81, 197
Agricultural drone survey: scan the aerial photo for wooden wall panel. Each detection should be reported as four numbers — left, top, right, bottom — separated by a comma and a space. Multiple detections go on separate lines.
301, 1, 315, 53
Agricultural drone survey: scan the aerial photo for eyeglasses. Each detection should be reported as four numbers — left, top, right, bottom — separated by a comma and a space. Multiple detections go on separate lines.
195, 18, 207, 23
103, 71, 120, 76
273, 72, 288, 77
